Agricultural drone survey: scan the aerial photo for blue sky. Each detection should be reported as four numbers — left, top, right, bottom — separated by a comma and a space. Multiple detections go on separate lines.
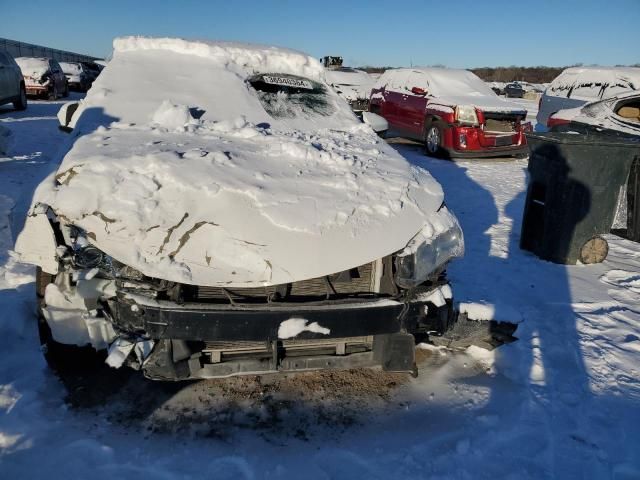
3, 0, 639, 68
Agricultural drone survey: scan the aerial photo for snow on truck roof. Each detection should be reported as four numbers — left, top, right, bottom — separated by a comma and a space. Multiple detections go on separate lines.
38, 36, 449, 287
374, 67, 526, 113
376, 67, 498, 98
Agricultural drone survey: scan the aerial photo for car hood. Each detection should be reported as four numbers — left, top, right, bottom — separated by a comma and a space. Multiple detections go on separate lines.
35, 117, 450, 287
432, 95, 527, 114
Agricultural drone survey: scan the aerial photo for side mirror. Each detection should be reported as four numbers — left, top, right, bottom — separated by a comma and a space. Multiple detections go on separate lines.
362, 111, 388, 136
57, 102, 80, 132
411, 86, 427, 96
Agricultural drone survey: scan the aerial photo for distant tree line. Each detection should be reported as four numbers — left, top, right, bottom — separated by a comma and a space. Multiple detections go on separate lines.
359, 64, 640, 84
470, 66, 565, 83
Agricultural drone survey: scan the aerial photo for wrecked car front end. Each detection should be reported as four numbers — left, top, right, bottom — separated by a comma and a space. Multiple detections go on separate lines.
17, 36, 476, 380
23, 205, 464, 380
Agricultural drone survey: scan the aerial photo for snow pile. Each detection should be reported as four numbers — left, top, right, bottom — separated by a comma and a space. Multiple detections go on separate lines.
458, 301, 523, 324
151, 100, 198, 130
26, 38, 449, 287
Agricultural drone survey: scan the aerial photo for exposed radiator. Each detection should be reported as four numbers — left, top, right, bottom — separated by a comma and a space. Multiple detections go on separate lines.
191, 259, 381, 302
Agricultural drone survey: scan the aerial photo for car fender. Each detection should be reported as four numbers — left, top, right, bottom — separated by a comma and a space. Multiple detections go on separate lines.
15, 207, 59, 274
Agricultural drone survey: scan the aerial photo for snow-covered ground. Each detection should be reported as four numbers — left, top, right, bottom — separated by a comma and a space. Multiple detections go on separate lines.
1, 96, 640, 479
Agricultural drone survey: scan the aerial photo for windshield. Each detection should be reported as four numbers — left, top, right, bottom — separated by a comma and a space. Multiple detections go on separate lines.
249, 73, 335, 119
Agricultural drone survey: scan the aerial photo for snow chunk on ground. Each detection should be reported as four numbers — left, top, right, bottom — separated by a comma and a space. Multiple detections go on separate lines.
151, 100, 197, 130
458, 301, 523, 324
278, 318, 330, 339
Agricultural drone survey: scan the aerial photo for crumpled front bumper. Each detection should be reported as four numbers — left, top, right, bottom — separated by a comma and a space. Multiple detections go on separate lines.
108, 287, 455, 380
112, 295, 409, 341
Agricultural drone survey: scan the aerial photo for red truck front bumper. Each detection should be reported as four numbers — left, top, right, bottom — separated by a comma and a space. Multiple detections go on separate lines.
444, 122, 532, 158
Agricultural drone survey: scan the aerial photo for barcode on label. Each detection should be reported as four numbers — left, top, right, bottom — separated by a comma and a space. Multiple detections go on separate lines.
262, 75, 313, 90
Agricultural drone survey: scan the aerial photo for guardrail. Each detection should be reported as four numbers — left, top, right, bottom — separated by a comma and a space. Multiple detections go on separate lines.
0, 37, 101, 63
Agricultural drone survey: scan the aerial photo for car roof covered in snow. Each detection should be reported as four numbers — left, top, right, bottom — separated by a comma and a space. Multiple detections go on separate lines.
375, 68, 497, 97
548, 66, 640, 98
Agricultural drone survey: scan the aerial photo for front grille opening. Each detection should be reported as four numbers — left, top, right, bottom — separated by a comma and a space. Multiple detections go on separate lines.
201, 336, 373, 364
182, 259, 394, 305
484, 118, 516, 133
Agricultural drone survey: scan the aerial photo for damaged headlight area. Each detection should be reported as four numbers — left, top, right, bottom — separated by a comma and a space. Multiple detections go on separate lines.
66, 226, 145, 281
394, 211, 464, 289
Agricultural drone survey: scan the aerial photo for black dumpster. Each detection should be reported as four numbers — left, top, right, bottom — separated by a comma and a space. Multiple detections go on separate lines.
520, 132, 640, 264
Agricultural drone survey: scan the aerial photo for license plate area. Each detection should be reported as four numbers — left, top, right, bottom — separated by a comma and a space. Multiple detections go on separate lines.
495, 135, 514, 147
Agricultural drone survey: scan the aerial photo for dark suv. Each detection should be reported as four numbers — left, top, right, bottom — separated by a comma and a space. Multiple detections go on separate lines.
0, 51, 27, 110
504, 82, 525, 98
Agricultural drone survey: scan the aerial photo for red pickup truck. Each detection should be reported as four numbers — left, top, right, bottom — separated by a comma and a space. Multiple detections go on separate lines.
369, 68, 531, 158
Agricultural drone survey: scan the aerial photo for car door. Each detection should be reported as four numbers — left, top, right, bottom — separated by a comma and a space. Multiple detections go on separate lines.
400, 71, 430, 139
372, 71, 403, 131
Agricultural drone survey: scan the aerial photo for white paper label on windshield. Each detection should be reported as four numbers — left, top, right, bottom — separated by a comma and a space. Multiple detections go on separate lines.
262, 75, 313, 90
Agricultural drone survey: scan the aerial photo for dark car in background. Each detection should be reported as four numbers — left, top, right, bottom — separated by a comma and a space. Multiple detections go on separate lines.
15, 57, 68, 100
504, 82, 525, 98
0, 51, 27, 110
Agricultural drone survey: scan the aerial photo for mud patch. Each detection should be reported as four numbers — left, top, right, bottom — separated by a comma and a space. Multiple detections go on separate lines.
64, 367, 409, 441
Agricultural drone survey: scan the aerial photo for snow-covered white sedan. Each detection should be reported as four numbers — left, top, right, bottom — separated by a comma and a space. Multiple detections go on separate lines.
16, 37, 469, 381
